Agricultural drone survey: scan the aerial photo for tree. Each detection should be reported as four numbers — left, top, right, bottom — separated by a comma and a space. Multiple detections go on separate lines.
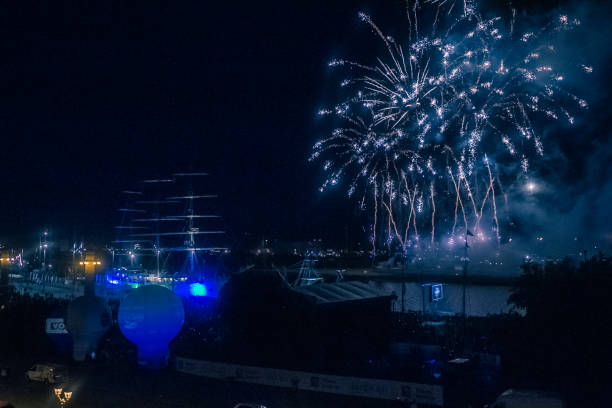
508, 255, 612, 403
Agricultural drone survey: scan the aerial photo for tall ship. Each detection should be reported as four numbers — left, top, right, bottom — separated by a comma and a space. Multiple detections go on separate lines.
100, 172, 229, 297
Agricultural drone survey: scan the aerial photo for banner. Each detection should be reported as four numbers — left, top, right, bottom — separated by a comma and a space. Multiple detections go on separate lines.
45, 318, 68, 334
175, 357, 443, 406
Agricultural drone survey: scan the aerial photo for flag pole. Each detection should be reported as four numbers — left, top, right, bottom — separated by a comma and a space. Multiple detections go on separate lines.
463, 229, 473, 349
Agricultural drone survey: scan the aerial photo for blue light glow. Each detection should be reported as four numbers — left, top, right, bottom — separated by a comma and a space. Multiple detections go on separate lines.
189, 282, 207, 297
174, 280, 217, 298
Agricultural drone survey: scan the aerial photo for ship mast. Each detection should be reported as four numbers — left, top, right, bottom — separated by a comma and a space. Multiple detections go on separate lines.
121, 172, 226, 279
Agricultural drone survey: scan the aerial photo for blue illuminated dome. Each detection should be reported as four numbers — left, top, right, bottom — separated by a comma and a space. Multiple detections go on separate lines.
118, 285, 184, 368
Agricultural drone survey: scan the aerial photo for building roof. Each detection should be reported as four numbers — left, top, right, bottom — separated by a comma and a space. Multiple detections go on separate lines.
292, 281, 391, 304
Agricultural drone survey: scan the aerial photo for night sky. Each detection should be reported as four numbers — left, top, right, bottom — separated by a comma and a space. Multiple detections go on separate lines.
0, 0, 610, 254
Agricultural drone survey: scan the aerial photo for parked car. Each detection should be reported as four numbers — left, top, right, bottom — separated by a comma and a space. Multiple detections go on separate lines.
486, 389, 565, 408
233, 404, 267, 408
25, 364, 68, 384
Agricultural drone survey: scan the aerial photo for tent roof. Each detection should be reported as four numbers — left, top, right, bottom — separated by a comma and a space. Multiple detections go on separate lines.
292, 281, 390, 304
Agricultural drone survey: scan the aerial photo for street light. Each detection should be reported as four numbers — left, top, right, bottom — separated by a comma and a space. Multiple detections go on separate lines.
79, 254, 102, 295
54, 388, 72, 407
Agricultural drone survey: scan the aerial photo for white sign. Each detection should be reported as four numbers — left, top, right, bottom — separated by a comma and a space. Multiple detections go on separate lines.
175, 357, 443, 406
431, 284, 444, 301
45, 318, 68, 334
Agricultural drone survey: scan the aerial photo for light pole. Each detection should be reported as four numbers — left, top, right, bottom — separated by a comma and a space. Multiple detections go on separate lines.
41, 230, 49, 272
54, 388, 72, 407
462, 229, 473, 350
462, 232, 468, 319
79, 255, 102, 295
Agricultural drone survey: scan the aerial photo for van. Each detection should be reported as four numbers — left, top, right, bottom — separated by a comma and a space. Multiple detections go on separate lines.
25, 364, 68, 384
487, 389, 565, 408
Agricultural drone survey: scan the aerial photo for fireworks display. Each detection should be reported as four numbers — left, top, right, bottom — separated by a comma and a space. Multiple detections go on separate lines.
312, 0, 590, 253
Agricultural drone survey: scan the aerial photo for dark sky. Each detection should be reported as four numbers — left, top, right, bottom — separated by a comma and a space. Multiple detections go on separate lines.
0, 0, 610, 252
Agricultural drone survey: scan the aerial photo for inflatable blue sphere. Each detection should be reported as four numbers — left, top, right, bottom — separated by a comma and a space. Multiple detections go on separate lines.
118, 285, 184, 368
65, 295, 111, 361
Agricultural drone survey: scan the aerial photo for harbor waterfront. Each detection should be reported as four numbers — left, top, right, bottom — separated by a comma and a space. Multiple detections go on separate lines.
0, 0, 609, 406
7, 268, 516, 316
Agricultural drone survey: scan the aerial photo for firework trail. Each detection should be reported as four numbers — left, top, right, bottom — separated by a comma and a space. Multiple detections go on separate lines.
312, 0, 590, 252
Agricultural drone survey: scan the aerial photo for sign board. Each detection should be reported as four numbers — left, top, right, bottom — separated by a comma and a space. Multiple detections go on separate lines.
45, 318, 68, 334
175, 357, 443, 406
431, 284, 443, 302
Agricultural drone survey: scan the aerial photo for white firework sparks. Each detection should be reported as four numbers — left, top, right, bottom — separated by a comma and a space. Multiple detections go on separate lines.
312, 0, 589, 252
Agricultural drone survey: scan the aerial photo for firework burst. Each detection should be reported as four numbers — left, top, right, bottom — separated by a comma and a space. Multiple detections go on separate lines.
312, 0, 589, 252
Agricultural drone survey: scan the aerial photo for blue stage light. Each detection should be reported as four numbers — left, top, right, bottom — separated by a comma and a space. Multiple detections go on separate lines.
189, 282, 207, 297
